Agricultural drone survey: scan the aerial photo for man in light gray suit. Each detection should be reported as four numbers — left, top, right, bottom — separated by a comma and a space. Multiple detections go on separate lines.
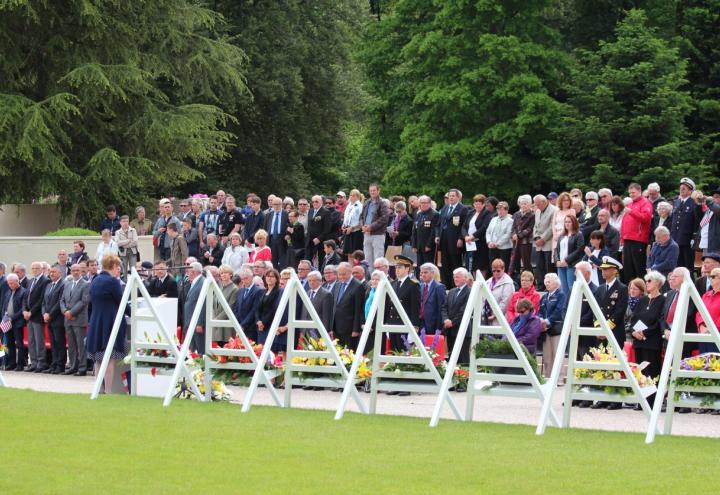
183, 262, 207, 354
299, 270, 334, 340
532, 194, 556, 290
60, 264, 90, 375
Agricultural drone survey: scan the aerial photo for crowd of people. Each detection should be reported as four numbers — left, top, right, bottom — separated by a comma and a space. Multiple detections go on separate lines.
2, 178, 720, 410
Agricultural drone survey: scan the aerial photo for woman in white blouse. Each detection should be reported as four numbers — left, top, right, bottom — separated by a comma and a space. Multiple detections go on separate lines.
221, 232, 249, 271
341, 189, 364, 255
95, 229, 119, 263
485, 201, 514, 269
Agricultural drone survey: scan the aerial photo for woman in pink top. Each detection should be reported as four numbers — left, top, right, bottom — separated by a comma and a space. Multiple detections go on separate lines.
249, 229, 273, 263
552, 192, 576, 252
695, 267, 720, 354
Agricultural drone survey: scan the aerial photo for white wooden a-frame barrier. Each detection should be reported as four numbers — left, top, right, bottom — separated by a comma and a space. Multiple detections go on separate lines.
242, 272, 368, 412
537, 275, 659, 434
335, 272, 462, 420
430, 271, 559, 427
0, 350, 6, 387
90, 268, 202, 400
646, 271, 720, 443
163, 275, 283, 407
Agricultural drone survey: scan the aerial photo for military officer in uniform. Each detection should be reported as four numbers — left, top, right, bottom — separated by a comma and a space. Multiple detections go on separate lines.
591, 256, 628, 410
670, 177, 702, 272
411, 195, 439, 276
385, 255, 420, 352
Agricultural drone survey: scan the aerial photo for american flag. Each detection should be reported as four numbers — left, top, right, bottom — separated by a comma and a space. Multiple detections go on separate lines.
0, 314, 11, 333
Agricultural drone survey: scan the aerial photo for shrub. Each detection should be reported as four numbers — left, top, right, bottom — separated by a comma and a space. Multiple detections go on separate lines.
45, 228, 100, 237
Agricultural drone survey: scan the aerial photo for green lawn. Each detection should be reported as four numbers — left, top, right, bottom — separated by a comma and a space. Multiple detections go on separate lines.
1, 388, 714, 494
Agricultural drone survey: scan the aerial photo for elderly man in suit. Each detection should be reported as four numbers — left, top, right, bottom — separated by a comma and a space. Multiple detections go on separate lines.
418, 263, 447, 334
573, 261, 599, 408
1, 274, 27, 370
591, 256, 628, 410
183, 262, 207, 354
300, 270, 334, 341
149, 261, 178, 298
233, 268, 264, 343
331, 262, 363, 350
412, 195, 440, 274
533, 195, 556, 289
263, 196, 290, 269
443, 267, 472, 366
60, 264, 90, 376
22, 261, 50, 372
41, 265, 65, 374
435, 188, 469, 287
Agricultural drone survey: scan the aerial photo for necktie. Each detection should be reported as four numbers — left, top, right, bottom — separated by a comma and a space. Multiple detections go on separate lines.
30, 278, 37, 293
311, 290, 316, 300
243, 288, 249, 300
70, 281, 76, 295
337, 282, 347, 303
273, 212, 280, 236
420, 283, 429, 319
666, 292, 678, 326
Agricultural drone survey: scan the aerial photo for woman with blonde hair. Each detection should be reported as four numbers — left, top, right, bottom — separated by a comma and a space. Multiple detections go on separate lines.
249, 229, 272, 263
221, 232, 249, 271
552, 192, 576, 251
214, 264, 239, 342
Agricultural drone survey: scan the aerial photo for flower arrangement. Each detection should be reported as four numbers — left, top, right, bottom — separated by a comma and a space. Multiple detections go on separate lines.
574, 344, 656, 395
176, 353, 230, 401
453, 367, 470, 389
209, 336, 264, 364
124, 332, 179, 369
473, 337, 545, 384
381, 330, 451, 379
0, 343, 7, 358
209, 336, 278, 386
290, 336, 372, 382
674, 353, 720, 407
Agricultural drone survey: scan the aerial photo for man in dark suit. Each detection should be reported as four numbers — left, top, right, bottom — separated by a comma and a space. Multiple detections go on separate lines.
263, 196, 290, 268
331, 263, 363, 349
41, 265, 65, 374
579, 191, 601, 242
443, 267, 472, 365
201, 234, 224, 268
591, 256, 628, 410
149, 261, 178, 298
183, 263, 206, 354
574, 261, 598, 408
411, 195, 439, 274
320, 240, 341, 273
662, 267, 696, 355
60, 264, 90, 375
22, 261, 50, 372
301, 270, 334, 340
596, 209, 620, 258
385, 255, 420, 352
435, 188, 468, 287
670, 178, 702, 271
233, 268, 264, 343
418, 263, 447, 333
306, 195, 334, 268
1, 274, 27, 370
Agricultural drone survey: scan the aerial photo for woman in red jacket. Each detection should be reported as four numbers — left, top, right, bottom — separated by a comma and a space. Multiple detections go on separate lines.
695, 267, 720, 354
506, 271, 541, 322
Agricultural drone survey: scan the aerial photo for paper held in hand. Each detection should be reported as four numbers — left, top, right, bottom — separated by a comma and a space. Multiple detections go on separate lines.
632, 320, 648, 332
465, 241, 477, 252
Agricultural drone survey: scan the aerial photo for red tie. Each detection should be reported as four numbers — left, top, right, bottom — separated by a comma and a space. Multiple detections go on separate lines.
666, 292, 678, 326
420, 284, 429, 319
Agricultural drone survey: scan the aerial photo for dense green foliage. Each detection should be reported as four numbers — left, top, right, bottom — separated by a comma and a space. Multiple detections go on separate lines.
44, 228, 100, 237
1, 1, 718, 223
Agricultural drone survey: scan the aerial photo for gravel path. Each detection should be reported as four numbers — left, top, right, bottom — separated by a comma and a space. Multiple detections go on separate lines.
4, 369, 719, 439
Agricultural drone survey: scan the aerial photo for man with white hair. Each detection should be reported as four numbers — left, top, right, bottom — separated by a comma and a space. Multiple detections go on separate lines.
443, 267, 472, 367
411, 195, 439, 271
233, 268, 263, 343
646, 182, 664, 210
301, 270, 334, 341
1, 273, 27, 370
182, 262, 206, 353
436, 188, 468, 286
418, 263, 446, 334
598, 188, 613, 210
372, 257, 392, 280
510, 194, 534, 276
573, 261, 598, 408
332, 263, 364, 349
22, 261, 50, 372
647, 226, 679, 276
533, 194, 556, 289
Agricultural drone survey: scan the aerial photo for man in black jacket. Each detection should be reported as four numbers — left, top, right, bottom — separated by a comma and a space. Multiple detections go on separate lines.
435, 189, 468, 287
332, 263, 364, 350
263, 196, 290, 269
574, 261, 598, 408
412, 195, 439, 275
443, 267, 472, 365
41, 265, 65, 374
1, 274, 27, 370
385, 256, 420, 352
306, 195, 334, 268
22, 262, 50, 372
149, 261, 178, 298
591, 256, 627, 410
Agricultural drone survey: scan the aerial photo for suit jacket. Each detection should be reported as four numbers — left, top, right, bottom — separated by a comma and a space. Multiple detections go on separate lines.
183, 277, 206, 331
533, 204, 557, 252
600, 224, 620, 256
660, 288, 696, 334
511, 210, 535, 245
579, 281, 598, 327
420, 280, 447, 332
386, 277, 420, 326
202, 244, 225, 267
306, 207, 335, 245
2, 286, 27, 329
389, 214, 413, 246
321, 252, 341, 272
594, 280, 628, 344
23, 275, 50, 323
412, 208, 439, 252
538, 289, 565, 335
670, 196, 702, 246
234, 284, 264, 337
437, 203, 469, 254
554, 232, 585, 267
263, 209, 290, 239
169, 235, 188, 271
60, 277, 90, 327
41, 279, 65, 326
331, 279, 363, 338
150, 275, 178, 298
445, 285, 470, 337
302, 286, 335, 334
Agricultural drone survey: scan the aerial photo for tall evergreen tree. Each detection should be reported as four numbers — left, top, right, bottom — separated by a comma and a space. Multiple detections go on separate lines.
0, 0, 247, 225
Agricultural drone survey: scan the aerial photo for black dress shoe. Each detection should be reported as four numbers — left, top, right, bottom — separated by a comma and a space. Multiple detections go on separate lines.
24, 366, 36, 372
577, 400, 593, 408
64, 369, 78, 375
74, 371, 87, 377
590, 401, 606, 409
35, 367, 48, 373
386, 391, 399, 395
455, 386, 467, 393
42, 368, 53, 374
51, 369, 62, 375
397, 391, 410, 397
606, 402, 622, 410
632, 404, 642, 411
677, 407, 691, 414
4, 365, 16, 371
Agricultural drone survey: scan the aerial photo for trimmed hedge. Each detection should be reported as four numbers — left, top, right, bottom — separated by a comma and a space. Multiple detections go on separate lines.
44, 228, 100, 237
